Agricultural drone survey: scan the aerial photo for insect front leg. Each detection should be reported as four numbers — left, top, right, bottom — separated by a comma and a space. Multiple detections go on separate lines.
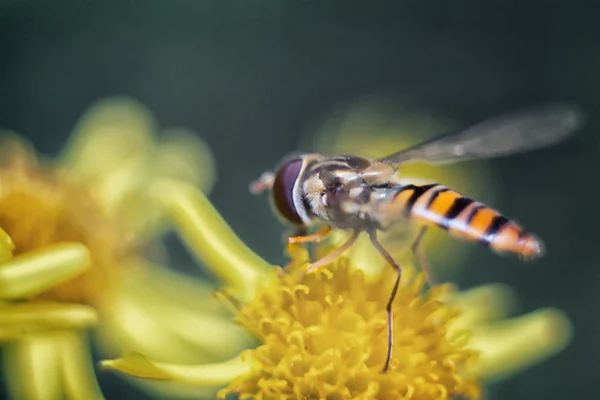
249, 171, 275, 194
287, 226, 332, 255
282, 226, 306, 246
283, 226, 334, 272
368, 230, 402, 374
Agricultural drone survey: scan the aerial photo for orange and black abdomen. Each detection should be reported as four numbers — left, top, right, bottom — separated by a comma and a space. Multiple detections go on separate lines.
388, 183, 542, 257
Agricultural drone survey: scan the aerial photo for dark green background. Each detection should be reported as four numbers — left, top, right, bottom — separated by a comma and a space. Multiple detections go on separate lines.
1, 1, 598, 399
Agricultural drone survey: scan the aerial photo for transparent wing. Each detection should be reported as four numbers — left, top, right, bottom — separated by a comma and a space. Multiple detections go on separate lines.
377, 103, 585, 165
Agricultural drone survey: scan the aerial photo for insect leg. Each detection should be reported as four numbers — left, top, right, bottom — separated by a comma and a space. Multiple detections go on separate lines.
249, 171, 275, 194
305, 230, 359, 274
411, 226, 436, 285
283, 226, 307, 244
369, 230, 401, 374
287, 226, 332, 256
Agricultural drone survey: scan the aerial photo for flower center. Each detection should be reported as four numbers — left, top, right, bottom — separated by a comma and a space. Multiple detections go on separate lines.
0, 145, 129, 305
222, 254, 481, 400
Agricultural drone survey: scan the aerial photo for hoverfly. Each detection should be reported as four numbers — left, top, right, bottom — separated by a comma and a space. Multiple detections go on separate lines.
250, 103, 584, 373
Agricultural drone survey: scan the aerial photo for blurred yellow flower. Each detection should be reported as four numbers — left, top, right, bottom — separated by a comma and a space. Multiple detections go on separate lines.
306, 98, 497, 281
103, 180, 572, 400
0, 98, 253, 400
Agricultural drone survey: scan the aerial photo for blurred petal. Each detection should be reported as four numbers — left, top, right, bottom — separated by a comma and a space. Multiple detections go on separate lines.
99, 284, 254, 363
157, 128, 216, 193
0, 243, 90, 299
98, 292, 216, 363
0, 226, 15, 263
58, 331, 105, 400
4, 333, 63, 400
150, 180, 272, 303
117, 258, 225, 313
88, 149, 152, 215
58, 98, 160, 236
0, 303, 98, 340
59, 97, 156, 181
102, 353, 253, 386
96, 258, 255, 366
61, 100, 218, 241
468, 308, 572, 381
97, 260, 247, 360
446, 283, 519, 331
108, 127, 219, 240
0, 131, 39, 169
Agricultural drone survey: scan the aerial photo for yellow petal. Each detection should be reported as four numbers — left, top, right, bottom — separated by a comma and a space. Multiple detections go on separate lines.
3, 332, 63, 400
57, 331, 105, 400
157, 128, 217, 193
150, 180, 272, 303
90, 148, 152, 214
0, 302, 98, 341
95, 131, 218, 242
468, 308, 572, 381
98, 295, 213, 362
102, 353, 253, 386
0, 243, 90, 300
0, 226, 15, 263
59, 97, 156, 181
446, 283, 519, 331
116, 258, 227, 314
98, 286, 253, 364
97, 258, 254, 364
0, 130, 39, 165
58, 98, 161, 228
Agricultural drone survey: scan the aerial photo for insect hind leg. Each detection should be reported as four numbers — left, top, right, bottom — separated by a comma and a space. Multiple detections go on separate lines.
368, 230, 402, 374
411, 226, 436, 286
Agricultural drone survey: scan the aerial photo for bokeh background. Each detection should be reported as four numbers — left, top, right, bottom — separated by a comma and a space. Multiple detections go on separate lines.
0, 1, 598, 399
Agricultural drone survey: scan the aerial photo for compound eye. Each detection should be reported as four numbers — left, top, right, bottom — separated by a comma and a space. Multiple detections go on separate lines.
272, 158, 304, 225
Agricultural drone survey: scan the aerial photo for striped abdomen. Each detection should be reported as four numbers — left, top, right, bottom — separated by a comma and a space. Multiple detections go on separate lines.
387, 183, 542, 257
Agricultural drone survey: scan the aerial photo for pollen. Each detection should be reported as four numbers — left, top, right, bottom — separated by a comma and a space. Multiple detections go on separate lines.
222, 253, 481, 400
0, 140, 128, 305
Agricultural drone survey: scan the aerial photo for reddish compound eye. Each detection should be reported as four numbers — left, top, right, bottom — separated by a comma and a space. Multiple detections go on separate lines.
272, 158, 304, 225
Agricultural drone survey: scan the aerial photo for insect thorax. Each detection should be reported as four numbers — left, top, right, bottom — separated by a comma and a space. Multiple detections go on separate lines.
302, 157, 385, 231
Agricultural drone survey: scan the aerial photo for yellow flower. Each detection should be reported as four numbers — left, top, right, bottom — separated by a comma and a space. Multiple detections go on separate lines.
305, 97, 496, 280
103, 180, 572, 399
0, 138, 127, 305
0, 98, 253, 400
